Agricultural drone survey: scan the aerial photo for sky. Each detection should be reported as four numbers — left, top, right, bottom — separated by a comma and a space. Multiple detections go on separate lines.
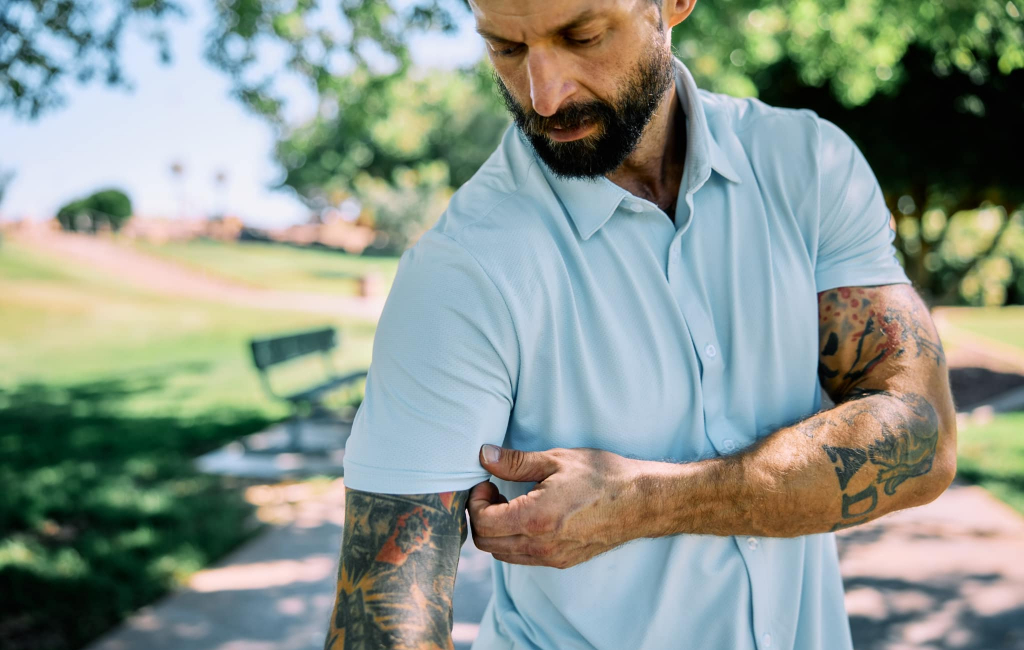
0, 0, 484, 229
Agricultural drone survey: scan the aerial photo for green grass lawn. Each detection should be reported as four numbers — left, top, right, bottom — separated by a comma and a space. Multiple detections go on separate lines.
943, 306, 1024, 352
0, 240, 385, 650
131, 238, 400, 298
957, 412, 1024, 515
935, 307, 1024, 514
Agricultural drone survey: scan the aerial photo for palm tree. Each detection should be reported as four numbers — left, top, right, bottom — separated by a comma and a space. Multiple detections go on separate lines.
170, 160, 186, 218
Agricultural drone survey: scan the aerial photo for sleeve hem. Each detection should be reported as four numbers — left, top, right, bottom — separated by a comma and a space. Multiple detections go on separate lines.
815, 268, 912, 293
342, 457, 492, 495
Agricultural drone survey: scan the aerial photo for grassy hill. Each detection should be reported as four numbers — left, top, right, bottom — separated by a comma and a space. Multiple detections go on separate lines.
131, 238, 400, 298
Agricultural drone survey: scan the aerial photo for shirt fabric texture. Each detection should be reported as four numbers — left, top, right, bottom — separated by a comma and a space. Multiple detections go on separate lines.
342, 56, 910, 650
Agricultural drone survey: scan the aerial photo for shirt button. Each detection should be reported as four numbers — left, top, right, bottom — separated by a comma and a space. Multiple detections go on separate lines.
628, 202, 644, 213
723, 439, 736, 451
747, 537, 759, 550
704, 343, 717, 358
762, 633, 772, 647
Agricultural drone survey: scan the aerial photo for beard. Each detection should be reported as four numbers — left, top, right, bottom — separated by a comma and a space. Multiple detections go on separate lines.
493, 42, 675, 180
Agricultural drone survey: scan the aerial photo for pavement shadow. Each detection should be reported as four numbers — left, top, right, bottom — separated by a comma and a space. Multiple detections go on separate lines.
948, 366, 1024, 411
845, 573, 1023, 650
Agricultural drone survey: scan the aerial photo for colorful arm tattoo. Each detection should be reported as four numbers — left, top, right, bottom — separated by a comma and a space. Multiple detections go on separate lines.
815, 284, 950, 531
324, 488, 470, 650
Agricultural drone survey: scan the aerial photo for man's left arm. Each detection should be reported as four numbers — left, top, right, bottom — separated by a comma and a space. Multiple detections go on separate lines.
470, 283, 957, 566
641, 281, 957, 538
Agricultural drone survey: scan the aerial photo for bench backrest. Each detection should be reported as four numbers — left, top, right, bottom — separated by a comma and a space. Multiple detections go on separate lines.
250, 327, 337, 371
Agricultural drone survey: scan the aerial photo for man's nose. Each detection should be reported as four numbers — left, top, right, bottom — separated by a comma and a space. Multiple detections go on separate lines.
527, 49, 575, 117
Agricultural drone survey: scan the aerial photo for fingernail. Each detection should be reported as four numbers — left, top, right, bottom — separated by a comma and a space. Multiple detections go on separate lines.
482, 444, 501, 463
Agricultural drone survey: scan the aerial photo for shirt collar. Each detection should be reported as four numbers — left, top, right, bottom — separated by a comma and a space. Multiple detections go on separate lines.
526, 56, 742, 241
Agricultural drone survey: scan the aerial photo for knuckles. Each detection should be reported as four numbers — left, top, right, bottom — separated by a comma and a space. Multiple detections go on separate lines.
524, 514, 555, 535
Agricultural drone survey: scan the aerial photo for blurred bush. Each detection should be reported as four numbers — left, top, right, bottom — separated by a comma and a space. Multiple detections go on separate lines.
56, 189, 134, 233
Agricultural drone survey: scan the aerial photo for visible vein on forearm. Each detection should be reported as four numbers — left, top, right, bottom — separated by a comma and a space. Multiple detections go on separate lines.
325, 489, 469, 650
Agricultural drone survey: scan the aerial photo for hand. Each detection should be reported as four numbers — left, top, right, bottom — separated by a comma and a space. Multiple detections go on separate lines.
468, 445, 647, 569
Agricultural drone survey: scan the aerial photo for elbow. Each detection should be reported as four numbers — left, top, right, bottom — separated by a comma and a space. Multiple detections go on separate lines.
921, 395, 959, 505
920, 438, 958, 506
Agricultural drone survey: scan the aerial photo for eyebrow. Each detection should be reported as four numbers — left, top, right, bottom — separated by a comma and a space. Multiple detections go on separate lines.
476, 9, 601, 43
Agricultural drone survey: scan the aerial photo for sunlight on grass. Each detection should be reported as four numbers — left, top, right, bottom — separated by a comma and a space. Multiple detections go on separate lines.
957, 412, 1024, 515
131, 238, 399, 297
944, 306, 1024, 352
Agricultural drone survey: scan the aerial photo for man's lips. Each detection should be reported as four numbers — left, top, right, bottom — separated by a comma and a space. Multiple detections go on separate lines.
545, 121, 596, 142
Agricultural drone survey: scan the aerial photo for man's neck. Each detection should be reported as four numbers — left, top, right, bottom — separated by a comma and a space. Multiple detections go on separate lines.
604, 82, 686, 215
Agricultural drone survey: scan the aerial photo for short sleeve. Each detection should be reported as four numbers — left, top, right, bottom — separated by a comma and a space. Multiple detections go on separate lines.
813, 117, 911, 292
342, 229, 519, 494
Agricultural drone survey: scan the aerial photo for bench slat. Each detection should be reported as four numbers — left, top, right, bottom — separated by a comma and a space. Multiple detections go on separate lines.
250, 327, 337, 370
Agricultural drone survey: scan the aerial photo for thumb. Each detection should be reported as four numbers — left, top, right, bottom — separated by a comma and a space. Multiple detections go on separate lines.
480, 444, 556, 482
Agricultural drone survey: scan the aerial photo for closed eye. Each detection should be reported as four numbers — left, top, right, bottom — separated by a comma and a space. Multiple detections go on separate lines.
493, 42, 525, 57
566, 34, 601, 47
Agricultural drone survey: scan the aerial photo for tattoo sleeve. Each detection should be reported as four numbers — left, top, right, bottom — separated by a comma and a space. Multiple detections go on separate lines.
324, 488, 470, 650
814, 284, 953, 532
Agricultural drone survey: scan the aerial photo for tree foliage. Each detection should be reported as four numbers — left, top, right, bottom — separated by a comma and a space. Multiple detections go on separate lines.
5, 0, 1022, 300
56, 188, 134, 233
272, 62, 509, 251
0, 0, 185, 119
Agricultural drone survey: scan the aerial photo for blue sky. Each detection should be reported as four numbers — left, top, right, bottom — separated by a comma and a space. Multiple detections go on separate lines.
0, 0, 484, 228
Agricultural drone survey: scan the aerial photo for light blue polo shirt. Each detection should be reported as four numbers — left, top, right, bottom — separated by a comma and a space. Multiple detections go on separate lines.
343, 56, 910, 650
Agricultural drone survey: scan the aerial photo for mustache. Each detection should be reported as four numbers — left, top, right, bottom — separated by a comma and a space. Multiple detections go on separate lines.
492, 70, 614, 136
522, 101, 613, 135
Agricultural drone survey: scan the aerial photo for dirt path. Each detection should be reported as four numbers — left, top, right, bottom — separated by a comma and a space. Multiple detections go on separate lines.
14, 231, 387, 321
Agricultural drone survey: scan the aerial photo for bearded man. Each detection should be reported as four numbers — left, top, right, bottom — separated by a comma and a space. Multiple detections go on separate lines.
324, 1, 957, 649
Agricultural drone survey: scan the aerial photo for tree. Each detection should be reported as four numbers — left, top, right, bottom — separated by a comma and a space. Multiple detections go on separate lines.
272, 62, 509, 252
0, 0, 185, 120
56, 188, 133, 232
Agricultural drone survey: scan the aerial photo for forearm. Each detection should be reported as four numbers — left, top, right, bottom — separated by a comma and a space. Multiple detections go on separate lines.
638, 390, 956, 538
324, 488, 469, 650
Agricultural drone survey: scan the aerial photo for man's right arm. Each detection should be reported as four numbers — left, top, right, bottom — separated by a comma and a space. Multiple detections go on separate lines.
324, 487, 471, 650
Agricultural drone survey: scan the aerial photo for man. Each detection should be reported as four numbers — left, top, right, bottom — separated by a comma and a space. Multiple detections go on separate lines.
324, 0, 957, 648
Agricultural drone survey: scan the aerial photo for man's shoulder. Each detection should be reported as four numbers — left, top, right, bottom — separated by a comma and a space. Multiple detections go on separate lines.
698, 89, 822, 140
699, 89, 833, 192
420, 125, 557, 263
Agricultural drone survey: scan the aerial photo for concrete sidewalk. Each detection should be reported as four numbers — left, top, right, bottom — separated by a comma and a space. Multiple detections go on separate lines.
83, 472, 1024, 650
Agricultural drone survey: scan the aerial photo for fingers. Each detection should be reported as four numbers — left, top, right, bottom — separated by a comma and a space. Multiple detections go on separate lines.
480, 445, 558, 483
472, 533, 530, 554
468, 480, 503, 504
469, 490, 524, 537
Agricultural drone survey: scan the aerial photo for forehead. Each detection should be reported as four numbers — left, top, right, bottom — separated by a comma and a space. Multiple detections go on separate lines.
470, 0, 627, 39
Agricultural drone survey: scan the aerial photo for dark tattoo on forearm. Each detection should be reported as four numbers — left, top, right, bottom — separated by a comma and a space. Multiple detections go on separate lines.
821, 391, 940, 531
324, 489, 470, 650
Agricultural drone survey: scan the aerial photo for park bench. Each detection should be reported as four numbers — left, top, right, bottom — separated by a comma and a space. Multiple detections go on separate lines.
249, 326, 368, 452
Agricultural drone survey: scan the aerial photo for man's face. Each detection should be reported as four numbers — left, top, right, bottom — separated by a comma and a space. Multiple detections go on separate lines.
472, 0, 676, 180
